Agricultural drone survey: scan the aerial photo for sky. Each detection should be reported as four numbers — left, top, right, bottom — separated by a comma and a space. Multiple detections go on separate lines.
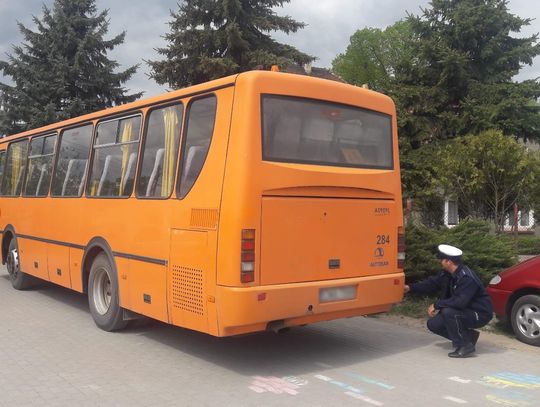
0, 0, 539, 98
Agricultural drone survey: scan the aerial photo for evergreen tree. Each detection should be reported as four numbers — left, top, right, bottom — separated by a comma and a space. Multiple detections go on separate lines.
403, 0, 540, 146
0, 0, 142, 136
149, 0, 314, 89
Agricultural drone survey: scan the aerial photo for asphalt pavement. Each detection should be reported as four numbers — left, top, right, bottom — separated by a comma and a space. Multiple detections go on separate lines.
1, 265, 539, 407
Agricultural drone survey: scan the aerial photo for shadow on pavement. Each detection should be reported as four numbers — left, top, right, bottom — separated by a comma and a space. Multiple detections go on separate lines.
131, 315, 437, 377
2, 270, 451, 377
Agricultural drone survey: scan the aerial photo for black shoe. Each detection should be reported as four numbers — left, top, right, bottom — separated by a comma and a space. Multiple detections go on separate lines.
470, 330, 480, 346
448, 343, 475, 358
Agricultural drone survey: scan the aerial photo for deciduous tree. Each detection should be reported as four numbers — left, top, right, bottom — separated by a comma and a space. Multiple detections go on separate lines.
438, 130, 539, 231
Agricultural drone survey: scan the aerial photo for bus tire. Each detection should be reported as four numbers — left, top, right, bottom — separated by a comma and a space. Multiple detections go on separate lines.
88, 253, 127, 332
6, 238, 37, 290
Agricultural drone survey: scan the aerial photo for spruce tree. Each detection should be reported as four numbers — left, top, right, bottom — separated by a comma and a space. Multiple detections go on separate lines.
149, 0, 314, 89
0, 0, 142, 136
402, 0, 540, 145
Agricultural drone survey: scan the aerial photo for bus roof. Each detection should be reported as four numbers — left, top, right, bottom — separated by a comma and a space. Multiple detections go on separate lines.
0, 70, 395, 143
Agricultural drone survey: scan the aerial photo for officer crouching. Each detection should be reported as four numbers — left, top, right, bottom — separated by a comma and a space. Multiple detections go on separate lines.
404, 244, 493, 358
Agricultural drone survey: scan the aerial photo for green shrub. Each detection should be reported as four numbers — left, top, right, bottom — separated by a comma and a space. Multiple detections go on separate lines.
443, 219, 516, 283
404, 223, 440, 282
404, 219, 516, 285
516, 236, 540, 255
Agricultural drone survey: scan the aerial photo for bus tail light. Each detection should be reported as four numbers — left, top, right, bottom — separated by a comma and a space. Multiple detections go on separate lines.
241, 229, 255, 283
397, 227, 406, 269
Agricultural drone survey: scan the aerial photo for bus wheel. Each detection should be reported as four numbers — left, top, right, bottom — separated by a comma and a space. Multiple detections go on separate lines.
6, 239, 36, 290
88, 253, 127, 331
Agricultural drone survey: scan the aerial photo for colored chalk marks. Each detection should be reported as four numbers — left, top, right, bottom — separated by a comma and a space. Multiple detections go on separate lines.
479, 373, 540, 390
345, 372, 395, 390
249, 376, 302, 395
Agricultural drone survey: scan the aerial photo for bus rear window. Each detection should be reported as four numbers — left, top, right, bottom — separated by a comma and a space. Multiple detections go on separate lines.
261, 95, 393, 169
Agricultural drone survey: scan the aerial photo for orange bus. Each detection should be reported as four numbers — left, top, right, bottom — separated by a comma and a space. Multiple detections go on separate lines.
0, 71, 405, 336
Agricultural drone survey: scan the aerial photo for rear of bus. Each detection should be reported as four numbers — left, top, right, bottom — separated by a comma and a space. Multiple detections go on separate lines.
216, 71, 404, 336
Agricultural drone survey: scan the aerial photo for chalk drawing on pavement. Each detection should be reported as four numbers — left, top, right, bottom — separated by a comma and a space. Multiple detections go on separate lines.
479, 373, 540, 390
282, 376, 308, 387
443, 395, 468, 404
345, 391, 384, 406
314, 374, 384, 405
345, 372, 395, 390
249, 376, 300, 395
484, 388, 534, 406
449, 376, 472, 384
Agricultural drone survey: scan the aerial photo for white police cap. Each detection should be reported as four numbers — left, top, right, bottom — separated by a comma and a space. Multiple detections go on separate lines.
437, 244, 463, 259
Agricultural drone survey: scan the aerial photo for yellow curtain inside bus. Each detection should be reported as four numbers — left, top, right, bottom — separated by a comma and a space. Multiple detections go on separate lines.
119, 120, 133, 196
10, 144, 23, 195
162, 108, 178, 197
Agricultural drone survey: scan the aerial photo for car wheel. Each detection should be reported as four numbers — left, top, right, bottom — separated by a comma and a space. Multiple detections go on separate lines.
6, 238, 37, 290
510, 294, 540, 346
88, 253, 127, 331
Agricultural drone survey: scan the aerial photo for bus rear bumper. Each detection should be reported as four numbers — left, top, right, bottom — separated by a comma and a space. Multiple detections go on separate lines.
216, 272, 404, 336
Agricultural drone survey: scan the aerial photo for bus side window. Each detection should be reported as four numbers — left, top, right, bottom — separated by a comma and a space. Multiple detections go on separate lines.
137, 104, 183, 198
177, 95, 217, 199
0, 139, 29, 197
88, 115, 141, 198
0, 151, 5, 187
52, 124, 93, 197
24, 134, 56, 197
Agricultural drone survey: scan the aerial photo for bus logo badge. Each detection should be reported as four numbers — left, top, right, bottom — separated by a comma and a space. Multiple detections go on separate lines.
374, 247, 385, 258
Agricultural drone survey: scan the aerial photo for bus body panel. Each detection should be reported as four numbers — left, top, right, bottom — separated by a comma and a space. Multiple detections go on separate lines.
18, 238, 49, 280
168, 229, 210, 333
260, 196, 397, 285
47, 244, 71, 288
216, 272, 404, 336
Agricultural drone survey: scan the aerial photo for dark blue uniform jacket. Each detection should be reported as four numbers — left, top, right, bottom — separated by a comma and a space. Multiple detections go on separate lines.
409, 265, 493, 318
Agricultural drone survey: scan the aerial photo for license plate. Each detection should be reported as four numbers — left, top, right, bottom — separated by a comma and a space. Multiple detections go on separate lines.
319, 285, 357, 303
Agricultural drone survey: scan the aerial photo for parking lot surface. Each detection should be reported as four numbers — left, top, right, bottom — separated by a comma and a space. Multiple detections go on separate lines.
1, 266, 540, 406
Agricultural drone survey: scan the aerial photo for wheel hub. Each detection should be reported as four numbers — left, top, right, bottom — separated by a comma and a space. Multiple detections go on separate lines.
92, 267, 112, 315
6, 249, 19, 278
516, 303, 540, 339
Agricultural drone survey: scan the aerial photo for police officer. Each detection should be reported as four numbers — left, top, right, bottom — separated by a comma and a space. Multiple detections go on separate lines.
404, 244, 493, 358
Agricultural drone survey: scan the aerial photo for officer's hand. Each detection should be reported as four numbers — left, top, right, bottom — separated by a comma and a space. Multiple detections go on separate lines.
403, 285, 410, 294
428, 304, 436, 317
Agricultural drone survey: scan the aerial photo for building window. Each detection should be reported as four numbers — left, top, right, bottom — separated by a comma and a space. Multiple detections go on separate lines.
444, 199, 459, 227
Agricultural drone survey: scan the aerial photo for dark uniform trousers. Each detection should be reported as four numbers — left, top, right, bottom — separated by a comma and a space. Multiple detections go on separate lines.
410, 265, 493, 348
427, 307, 491, 347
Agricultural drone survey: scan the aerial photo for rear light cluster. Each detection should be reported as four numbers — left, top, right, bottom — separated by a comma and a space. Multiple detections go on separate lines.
241, 229, 255, 283
397, 227, 406, 269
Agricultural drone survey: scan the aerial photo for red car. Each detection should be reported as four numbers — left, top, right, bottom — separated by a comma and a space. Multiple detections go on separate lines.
487, 256, 540, 346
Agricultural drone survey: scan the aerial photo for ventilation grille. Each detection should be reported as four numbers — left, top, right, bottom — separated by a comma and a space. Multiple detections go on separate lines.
171, 265, 204, 315
190, 208, 219, 229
